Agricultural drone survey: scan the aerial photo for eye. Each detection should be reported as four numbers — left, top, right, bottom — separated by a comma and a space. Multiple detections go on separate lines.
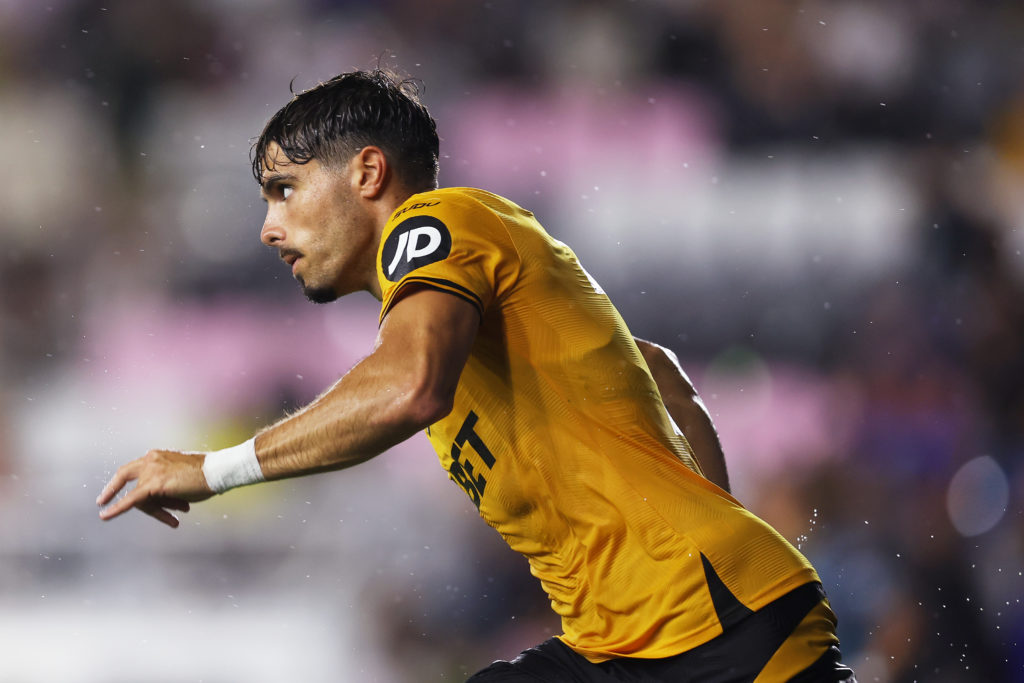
282, 186, 294, 199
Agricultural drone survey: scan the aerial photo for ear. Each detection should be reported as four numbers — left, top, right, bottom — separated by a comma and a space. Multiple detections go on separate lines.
352, 146, 389, 199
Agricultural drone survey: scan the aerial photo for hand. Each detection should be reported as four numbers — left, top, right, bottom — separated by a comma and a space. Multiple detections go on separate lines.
97, 449, 215, 528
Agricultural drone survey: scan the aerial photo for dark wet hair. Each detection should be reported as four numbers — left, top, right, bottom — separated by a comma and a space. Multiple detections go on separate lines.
251, 69, 439, 190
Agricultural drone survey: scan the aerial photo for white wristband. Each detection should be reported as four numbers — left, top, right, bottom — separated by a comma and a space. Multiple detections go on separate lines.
202, 437, 264, 493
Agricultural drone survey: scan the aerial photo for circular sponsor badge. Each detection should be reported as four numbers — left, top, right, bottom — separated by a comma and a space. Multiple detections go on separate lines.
381, 216, 452, 282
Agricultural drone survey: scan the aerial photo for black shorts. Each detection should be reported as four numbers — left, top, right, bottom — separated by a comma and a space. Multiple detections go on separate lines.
466, 582, 857, 683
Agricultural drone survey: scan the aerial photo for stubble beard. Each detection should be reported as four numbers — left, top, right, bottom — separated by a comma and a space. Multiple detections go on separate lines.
296, 274, 339, 304
303, 285, 339, 304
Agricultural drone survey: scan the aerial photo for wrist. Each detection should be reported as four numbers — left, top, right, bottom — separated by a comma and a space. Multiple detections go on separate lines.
202, 437, 264, 493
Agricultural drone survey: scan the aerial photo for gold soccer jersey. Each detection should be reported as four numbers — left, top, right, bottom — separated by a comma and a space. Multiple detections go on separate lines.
376, 187, 819, 662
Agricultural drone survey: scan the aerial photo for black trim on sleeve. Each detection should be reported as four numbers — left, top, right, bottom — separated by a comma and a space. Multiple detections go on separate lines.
403, 276, 485, 312
381, 277, 485, 324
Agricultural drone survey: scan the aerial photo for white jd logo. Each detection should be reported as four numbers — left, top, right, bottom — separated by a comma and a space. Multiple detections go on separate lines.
387, 226, 443, 276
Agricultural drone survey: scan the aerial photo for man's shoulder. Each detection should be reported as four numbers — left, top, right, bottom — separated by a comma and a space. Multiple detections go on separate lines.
389, 187, 529, 226
375, 188, 527, 317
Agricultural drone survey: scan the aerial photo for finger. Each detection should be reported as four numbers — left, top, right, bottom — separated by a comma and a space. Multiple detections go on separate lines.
96, 465, 134, 506
96, 461, 140, 506
140, 504, 180, 529
98, 485, 149, 521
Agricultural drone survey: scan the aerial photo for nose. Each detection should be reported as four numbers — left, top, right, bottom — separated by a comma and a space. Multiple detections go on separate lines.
260, 209, 284, 247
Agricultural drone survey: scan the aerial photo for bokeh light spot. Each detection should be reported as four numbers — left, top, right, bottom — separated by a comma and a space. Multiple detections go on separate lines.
946, 456, 1010, 537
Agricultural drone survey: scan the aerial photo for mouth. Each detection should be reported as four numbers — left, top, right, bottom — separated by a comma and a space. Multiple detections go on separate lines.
279, 250, 303, 273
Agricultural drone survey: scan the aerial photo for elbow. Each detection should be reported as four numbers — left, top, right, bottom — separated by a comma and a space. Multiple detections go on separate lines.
410, 386, 456, 428
637, 339, 672, 372
392, 378, 456, 432
641, 342, 699, 400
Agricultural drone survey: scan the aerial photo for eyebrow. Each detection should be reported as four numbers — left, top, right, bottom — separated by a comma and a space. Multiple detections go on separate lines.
259, 172, 298, 198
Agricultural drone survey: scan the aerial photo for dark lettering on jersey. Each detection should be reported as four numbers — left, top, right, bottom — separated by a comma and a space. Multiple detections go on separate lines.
448, 410, 496, 508
393, 200, 441, 221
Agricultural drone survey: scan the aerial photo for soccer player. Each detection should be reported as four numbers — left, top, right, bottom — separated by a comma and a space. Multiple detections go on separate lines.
97, 70, 856, 682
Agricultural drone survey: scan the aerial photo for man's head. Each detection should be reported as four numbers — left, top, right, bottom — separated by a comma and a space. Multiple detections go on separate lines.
253, 70, 439, 303
252, 70, 439, 192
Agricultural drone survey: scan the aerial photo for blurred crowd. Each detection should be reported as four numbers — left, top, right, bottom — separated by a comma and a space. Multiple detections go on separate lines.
0, 1, 1022, 681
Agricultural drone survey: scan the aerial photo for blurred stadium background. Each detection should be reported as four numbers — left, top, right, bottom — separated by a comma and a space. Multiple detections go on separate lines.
1, 0, 1022, 681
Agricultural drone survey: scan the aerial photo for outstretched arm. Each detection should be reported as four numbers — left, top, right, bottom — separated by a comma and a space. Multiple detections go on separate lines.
635, 338, 730, 493
98, 288, 479, 526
